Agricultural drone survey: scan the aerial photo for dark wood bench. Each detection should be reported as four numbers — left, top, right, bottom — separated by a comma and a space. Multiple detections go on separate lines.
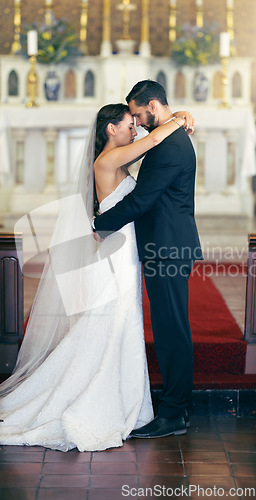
0, 233, 23, 373
244, 233, 256, 343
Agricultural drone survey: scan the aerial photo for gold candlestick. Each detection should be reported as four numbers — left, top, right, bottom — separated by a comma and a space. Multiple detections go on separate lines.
11, 0, 22, 54
139, 0, 151, 56
196, 4, 203, 28
45, 0, 54, 40
141, 0, 149, 44
101, 0, 112, 56
218, 56, 231, 109
116, 0, 137, 40
102, 0, 111, 44
80, 0, 89, 55
226, 0, 234, 41
226, 0, 236, 55
169, 1, 176, 44
26, 56, 38, 108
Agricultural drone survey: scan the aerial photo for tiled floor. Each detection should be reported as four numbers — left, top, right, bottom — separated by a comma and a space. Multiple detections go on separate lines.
2, 225, 255, 498
0, 416, 256, 499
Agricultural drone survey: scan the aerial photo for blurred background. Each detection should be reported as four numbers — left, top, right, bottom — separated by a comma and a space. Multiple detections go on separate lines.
0, 0, 256, 262
1, 0, 256, 390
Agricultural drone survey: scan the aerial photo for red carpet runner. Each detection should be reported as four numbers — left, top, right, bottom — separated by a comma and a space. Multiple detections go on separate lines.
143, 263, 250, 389
23, 263, 255, 389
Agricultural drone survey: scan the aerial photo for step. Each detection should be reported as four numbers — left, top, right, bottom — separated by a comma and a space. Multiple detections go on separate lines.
151, 386, 256, 417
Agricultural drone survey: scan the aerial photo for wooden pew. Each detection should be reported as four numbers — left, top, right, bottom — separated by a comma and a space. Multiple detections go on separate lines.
0, 233, 23, 374
244, 233, 256, 343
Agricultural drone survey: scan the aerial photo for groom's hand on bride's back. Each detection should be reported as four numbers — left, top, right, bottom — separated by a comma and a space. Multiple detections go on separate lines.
91, 216, 105, 242
93, 231, 105, 242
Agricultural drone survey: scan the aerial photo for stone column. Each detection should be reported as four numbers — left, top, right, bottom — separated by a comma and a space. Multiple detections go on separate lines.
44, 128, 58, 187
100, 0, 112, 56
24, 130, 47, 192
195, 129, 207, 191
139, 0, 151, 57
225, 129, 238, 187
13, 128, 26, 184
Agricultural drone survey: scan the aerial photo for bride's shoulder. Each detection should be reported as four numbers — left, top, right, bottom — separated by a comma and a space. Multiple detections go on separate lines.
94, 154, 104, 169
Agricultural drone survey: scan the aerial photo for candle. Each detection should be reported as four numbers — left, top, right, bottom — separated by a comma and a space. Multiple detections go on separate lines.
45, 0, 52, 5
227, 0, 233, 7
170, 0, 176, 6
27, 30, 38, 56
196, 0, 203, 6
219, 32, 230, 57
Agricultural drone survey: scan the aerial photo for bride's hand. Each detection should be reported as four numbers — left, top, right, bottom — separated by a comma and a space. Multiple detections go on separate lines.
174, 111, 195, 135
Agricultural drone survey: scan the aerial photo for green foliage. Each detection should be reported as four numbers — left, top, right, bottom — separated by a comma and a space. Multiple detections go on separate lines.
19, 18, 81, 65
171, 23, 220, 67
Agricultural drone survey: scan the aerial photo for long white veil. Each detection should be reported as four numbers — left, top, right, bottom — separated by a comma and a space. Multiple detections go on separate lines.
0, 118, 103, 396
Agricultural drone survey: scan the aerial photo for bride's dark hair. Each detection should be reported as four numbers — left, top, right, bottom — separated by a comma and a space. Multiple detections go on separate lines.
93, 103, 130, 215
94, 103, 130, 160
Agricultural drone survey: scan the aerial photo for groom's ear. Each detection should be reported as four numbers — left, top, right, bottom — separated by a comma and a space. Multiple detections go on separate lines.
148, 100, 158, 115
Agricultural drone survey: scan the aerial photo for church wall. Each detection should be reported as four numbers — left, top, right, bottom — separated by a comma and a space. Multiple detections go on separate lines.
1, 1, 256, 60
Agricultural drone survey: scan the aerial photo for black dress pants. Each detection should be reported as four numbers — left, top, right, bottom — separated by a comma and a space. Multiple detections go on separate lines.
143, 259, 194, 419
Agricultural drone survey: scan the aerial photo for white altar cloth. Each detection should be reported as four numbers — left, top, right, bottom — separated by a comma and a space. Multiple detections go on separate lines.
0, 105, 255, 219
186, 105, 256, 191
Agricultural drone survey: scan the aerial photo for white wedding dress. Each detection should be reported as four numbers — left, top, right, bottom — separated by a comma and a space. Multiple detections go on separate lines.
0, 175, 153, 452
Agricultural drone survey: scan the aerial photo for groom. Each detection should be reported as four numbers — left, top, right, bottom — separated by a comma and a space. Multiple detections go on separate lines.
94, 80, 203, 438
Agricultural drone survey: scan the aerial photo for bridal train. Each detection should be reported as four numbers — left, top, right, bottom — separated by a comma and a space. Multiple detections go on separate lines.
0, 176, 153, 452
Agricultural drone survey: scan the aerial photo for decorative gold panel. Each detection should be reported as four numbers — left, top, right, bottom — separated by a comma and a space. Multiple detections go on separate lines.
1, 0, 256, 57
1, 1, 256, 107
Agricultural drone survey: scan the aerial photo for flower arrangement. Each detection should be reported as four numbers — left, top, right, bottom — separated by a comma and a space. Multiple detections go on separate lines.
171, 23, 220, 67
19, 18, 81, 65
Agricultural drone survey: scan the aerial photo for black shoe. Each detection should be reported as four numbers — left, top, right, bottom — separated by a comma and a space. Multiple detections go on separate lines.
184, 409, 190, 428
129, 415, 186, 439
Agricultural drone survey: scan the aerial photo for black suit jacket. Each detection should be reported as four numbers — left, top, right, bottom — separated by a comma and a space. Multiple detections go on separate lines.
94, 127, 203, 262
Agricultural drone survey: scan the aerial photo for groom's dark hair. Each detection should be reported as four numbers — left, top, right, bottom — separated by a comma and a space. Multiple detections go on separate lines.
126, 80, 168, 107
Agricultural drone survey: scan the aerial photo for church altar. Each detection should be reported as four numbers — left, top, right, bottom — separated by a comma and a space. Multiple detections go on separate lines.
187, 105, 256, 219
0, 103, 255, 221
0, 47, 255, 221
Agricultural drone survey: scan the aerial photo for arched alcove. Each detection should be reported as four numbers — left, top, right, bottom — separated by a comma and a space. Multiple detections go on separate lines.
213, 71, 222, 99
84, 70, 95, 97
8, 70, 19, 96
156, 71, 167, 92
64, 69, 76, 99
232, 72, 242, 98
174, 71, 186, 99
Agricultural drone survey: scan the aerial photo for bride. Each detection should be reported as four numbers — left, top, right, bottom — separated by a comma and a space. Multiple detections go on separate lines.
0, 103, 191, 452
